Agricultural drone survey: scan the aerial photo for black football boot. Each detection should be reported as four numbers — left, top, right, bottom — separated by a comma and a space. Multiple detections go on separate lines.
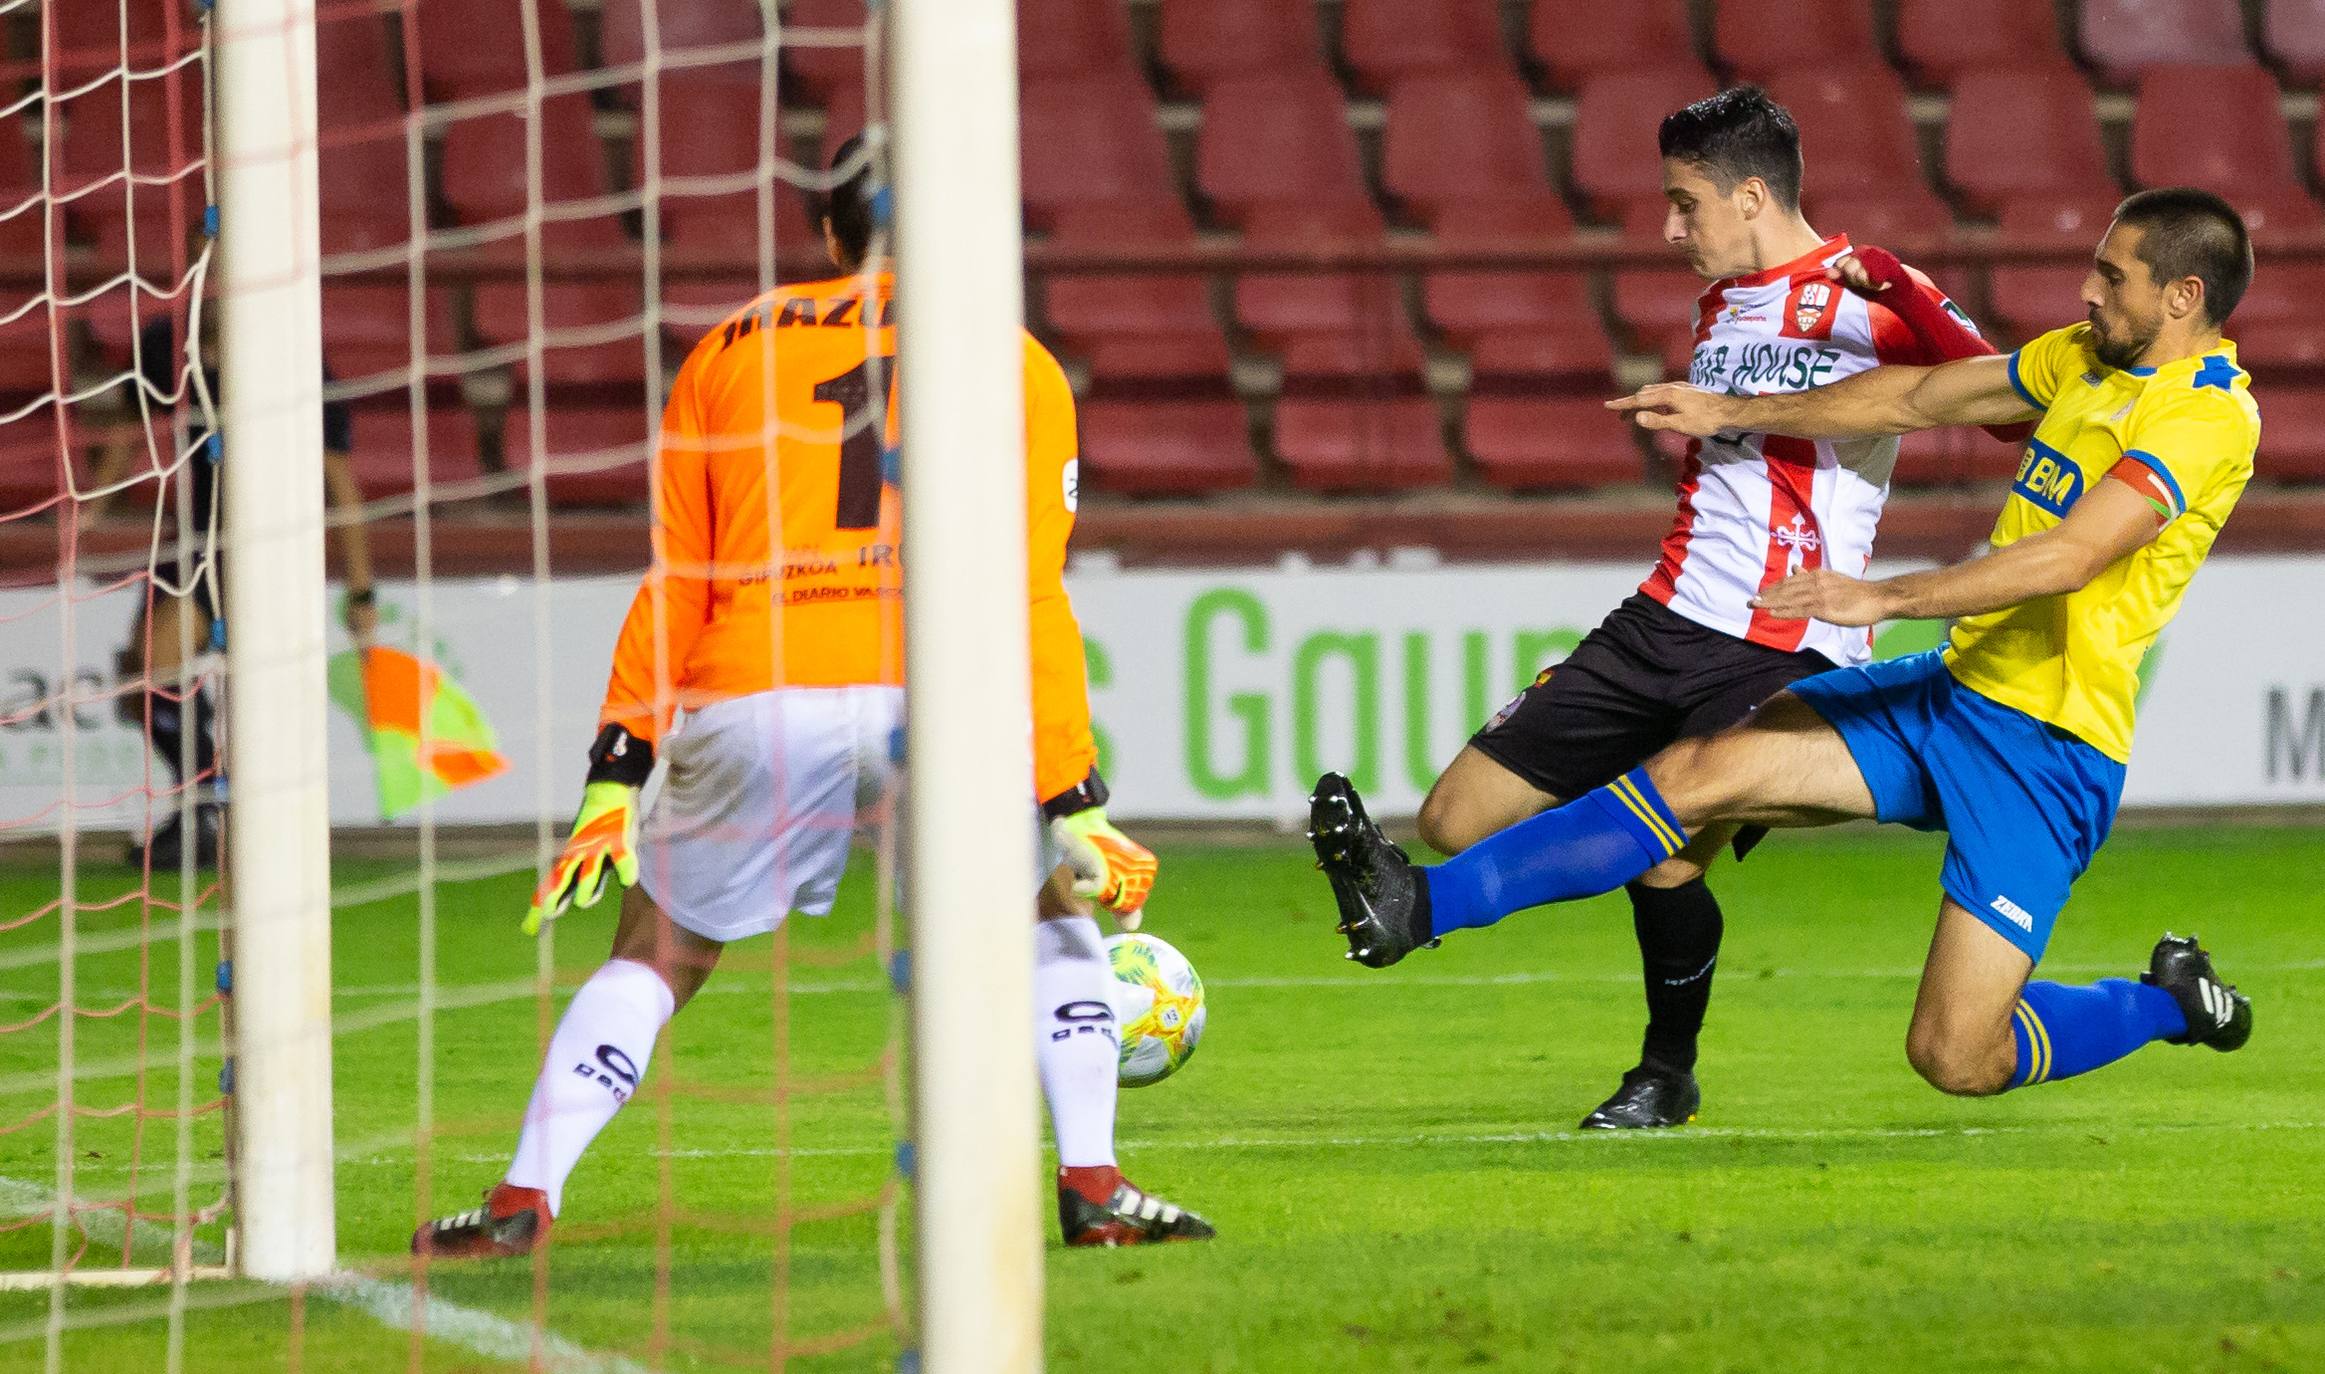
1307, 772, 1436, 969
1578, 1066, 1701, 1130
2141, 932, 2253, 1051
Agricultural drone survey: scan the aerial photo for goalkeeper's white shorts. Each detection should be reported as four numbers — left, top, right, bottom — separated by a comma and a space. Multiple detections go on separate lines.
635, 686, 1065, 944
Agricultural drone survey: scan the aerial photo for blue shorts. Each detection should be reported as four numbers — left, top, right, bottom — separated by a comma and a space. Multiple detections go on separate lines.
1788, 650, 2125, 963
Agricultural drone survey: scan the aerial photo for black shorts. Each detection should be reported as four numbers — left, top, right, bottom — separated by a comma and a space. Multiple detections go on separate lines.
1470, 592, 1836, 807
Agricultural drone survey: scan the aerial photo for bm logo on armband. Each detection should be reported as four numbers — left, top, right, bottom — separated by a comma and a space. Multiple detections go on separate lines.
2011, 439, 2084, 516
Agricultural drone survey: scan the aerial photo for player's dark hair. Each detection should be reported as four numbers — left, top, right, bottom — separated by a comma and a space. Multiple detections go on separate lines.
1657, 86, 1803, 210
2111, 188, 2252, 326
816, 134, 884, 270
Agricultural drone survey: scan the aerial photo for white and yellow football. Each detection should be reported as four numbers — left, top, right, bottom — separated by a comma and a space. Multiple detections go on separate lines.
1105, 932, 1206, 1088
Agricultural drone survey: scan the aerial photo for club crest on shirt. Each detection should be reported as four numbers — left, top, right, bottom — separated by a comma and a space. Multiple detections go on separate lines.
1781, 279, 1838, 340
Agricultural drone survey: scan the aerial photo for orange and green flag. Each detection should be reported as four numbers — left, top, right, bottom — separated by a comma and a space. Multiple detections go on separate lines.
328, 645, 508, 818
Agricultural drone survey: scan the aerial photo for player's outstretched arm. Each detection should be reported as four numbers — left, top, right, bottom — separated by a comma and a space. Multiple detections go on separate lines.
1750, 477, 2166, 627
1609, 352, 2037, 442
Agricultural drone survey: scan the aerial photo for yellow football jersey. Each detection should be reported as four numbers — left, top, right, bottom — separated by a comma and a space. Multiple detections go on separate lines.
1944, 323, 2258, 763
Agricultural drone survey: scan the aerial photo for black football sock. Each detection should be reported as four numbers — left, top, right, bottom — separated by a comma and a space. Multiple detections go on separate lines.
143, 693, 187, 789
186, 684, 219, 790
1627, 877, 1724, 1075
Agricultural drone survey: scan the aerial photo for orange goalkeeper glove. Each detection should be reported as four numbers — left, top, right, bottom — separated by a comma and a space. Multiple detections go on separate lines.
1048, 806, 1157, 928
524, 781, 639, 935
524, 724, 655, 935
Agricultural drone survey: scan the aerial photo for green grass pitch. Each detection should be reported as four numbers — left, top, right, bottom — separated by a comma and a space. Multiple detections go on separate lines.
2, 823, 2322, 1371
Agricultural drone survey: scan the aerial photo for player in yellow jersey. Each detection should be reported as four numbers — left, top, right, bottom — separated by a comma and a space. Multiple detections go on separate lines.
1306, 188, 2258, 1101
416, 142, 1210, 1257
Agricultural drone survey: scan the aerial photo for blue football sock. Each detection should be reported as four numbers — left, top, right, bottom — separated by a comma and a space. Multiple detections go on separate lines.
2009, 978, 2188, 1088
1424, 767, 1689, 939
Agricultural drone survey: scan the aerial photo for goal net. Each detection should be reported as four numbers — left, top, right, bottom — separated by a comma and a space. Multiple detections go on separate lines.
1, 0, 1037, 1368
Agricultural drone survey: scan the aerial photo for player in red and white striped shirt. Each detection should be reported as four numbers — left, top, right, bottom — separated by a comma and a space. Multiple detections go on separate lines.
1414, 87, 2029, 1129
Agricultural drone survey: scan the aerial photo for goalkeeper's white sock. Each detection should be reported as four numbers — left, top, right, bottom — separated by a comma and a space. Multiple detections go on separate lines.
506, 957, 675, 1216
1034, 916, 1118, 1169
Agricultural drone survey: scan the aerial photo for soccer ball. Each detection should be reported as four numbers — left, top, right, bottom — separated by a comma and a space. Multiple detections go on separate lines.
1105, 932, 1206, 1088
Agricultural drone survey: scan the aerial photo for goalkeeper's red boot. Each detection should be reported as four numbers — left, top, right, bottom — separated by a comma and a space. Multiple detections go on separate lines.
1058, 1166, 1215, 1247
410, 1182, 550, 1259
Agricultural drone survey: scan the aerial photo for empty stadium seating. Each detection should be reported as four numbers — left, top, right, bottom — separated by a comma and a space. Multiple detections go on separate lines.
501, 406, 655, 506
2131, 66, 2300, 201
2264, 0, 2325, 81
1526, 0, 1695, 93
2079, 0, 2251, 86
1340, 0, 1507, 95
1943, 66, 2117, 217
1895, 0, 2070, 89
347, 408, 485, 500
1714, 0, 1878, 83
1159, 0, 1326, 95
1381, 70, 1557, 228
22, 0, 2325, 517
1570, 64, 1722, 218
1197, 72, 1373, 225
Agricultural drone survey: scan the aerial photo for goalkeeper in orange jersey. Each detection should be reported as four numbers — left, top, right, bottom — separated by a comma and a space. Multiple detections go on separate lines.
414, 141, 1212, 1259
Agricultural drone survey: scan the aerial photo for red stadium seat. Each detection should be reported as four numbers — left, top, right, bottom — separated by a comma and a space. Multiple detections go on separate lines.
1197, 73, 1372, 226
2235, 189, 2325, 247
1466, 395, 1642, 491
1272, 396, 1451, 491
1022, 72, 1180, 231
438, 96, 626, 251
1896, 0, 2069, 89
2131, 66, 2299, 199
1080, 398, 1260, 495
49, 0, 199, 73
1018, 0, 1137, 78
1570, 64, 1721, 219
2265, 0, 2325, 82
410, 0, 580, 100
0, 308, 58, 399
472, 282, 650, 385
600, 0, 767, 102
654, 84, 818, 247
1043, 206, 1229, 384
1986, 194, 2118, 343
1526, 0, 1695, 93
1894, 426, 2023, 487
321, 284, 463, 388
1713, 0, 1877, 83
1804, 193, 1961, 267
1382, 71, 1554, 228
314, 9, 402, 123
1158, 0, 1325, 96
2228, 263, 2325, 372
1340, 0, 1506, 95
1610, 199, 1709, 374
314, 10, 409, 257
779, 0, 868, 103
502, 406, 655, 507
1232, 203, 1396, 347
347, 408, 484, 500
1764, 65, 1931, 209
2080, 0, 2251, 86
1944, 66, 2115, 216
1423, 201, 1605, 379
2256, 386, 2325, 482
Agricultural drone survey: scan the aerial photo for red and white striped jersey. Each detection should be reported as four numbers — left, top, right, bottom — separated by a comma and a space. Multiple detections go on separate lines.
1642, 234, 1975, 665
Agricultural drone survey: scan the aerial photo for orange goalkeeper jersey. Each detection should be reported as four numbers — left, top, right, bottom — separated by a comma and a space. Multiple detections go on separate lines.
598, 270, 1098, 804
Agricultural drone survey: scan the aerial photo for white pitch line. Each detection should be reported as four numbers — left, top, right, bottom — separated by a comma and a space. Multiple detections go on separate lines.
324, 1116, 2325, 1173
0, 1174, 643, 1373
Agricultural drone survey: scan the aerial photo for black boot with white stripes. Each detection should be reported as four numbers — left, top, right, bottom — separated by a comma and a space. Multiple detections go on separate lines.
2142, 932, 2253, 1052
1058, 1167, 1215, 1247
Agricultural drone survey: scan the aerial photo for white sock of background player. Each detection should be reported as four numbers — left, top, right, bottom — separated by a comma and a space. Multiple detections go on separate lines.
1034, 915, 1120, 1186
505, 957, 675, 1216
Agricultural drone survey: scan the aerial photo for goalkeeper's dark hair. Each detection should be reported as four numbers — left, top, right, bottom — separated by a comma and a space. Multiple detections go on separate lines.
816, 134, 885, 271
2112, 188, 2252, 326
1657, 86, 1803, 210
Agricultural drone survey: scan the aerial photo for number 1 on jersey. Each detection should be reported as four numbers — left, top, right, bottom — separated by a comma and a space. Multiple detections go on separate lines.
813, 360, 895, 530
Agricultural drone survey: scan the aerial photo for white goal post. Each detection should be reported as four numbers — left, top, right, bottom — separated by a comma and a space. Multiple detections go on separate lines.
892, 0, 1046, 1371
215, 0, 336, 1283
